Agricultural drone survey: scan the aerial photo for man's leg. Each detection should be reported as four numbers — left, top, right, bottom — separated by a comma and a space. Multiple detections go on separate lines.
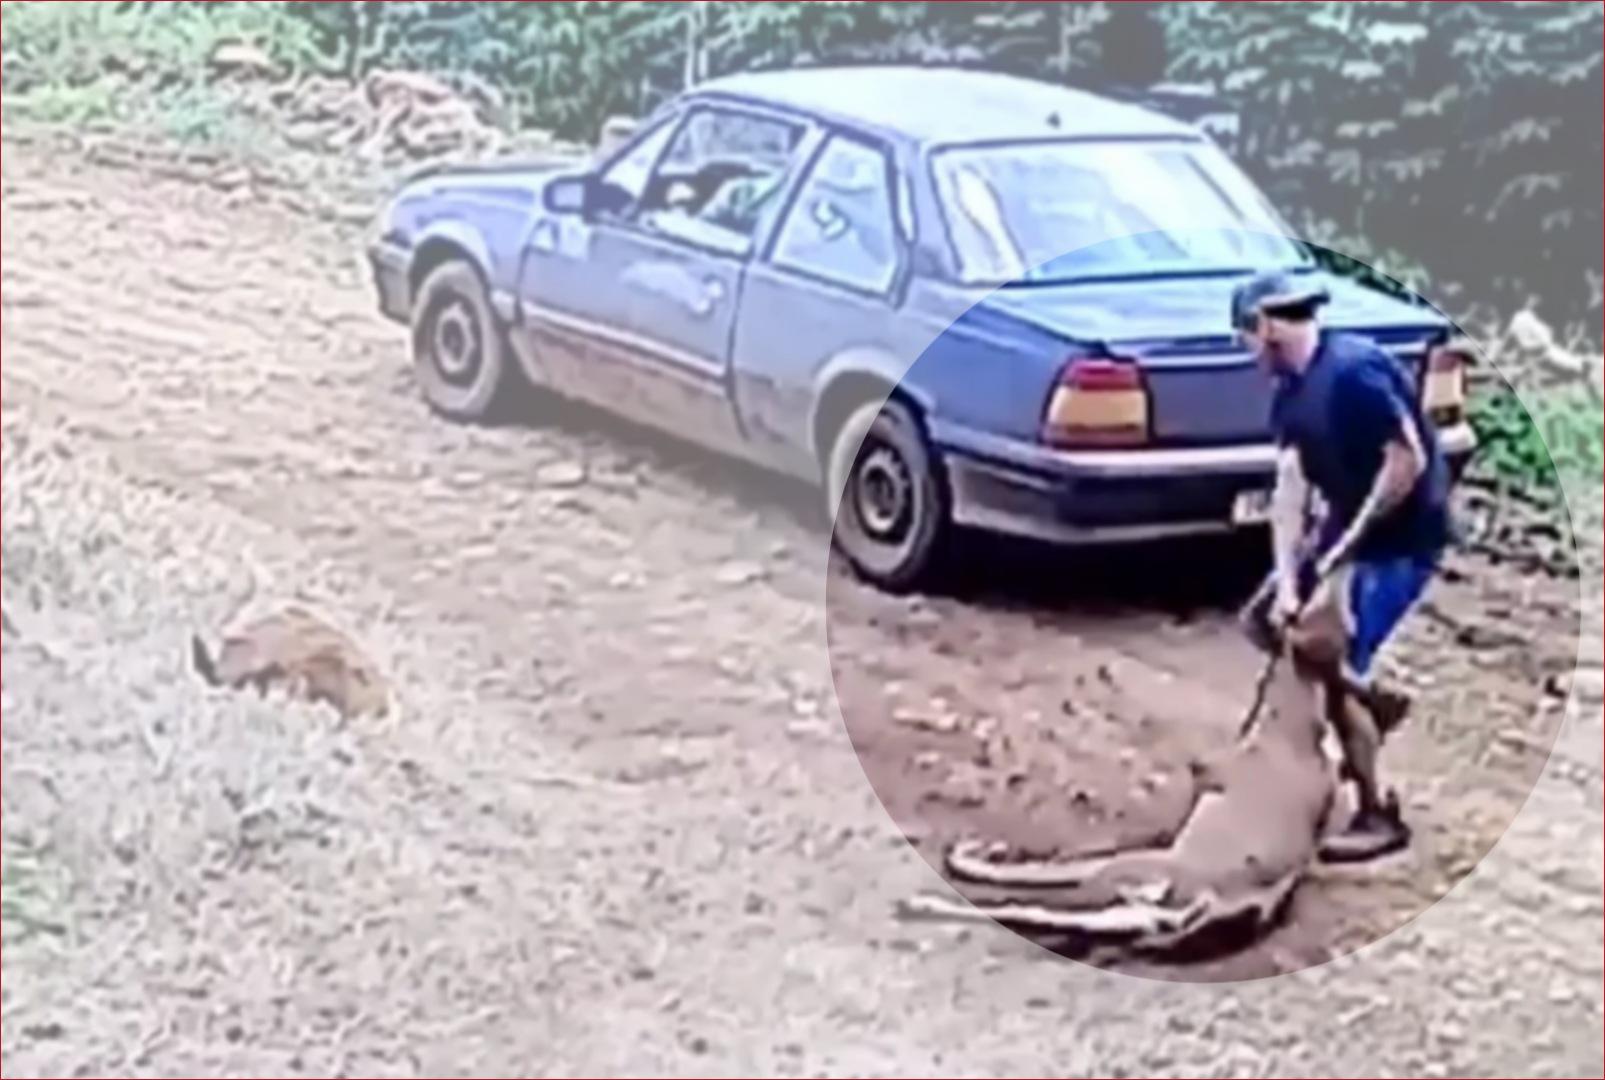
1317, 555, 1436, 861
1325, 675, 1385, 815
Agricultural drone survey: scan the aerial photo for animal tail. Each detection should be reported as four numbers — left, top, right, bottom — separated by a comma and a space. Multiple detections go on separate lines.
191, 633, 220, 686
945, 838, 1118, 887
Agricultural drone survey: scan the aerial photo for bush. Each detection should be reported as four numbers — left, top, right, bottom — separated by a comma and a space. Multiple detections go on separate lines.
1467, 320, 1604, 495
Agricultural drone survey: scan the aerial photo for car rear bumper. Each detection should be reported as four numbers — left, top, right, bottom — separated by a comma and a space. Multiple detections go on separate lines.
937, 420, 1478, 546
367, 238, 411, 324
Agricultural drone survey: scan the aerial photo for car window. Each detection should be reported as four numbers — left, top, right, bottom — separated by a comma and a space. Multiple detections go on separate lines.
931, 139, 1310, 285
597, 119, 677, 206
628, 107, 806, 257
770, 135, 900, 295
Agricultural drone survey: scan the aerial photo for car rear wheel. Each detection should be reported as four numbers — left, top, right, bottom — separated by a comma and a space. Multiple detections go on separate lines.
411, 260, 518, 422
825, 398, 951, 592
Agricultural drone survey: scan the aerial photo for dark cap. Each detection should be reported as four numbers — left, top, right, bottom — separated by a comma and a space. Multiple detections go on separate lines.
1230, 271, 1331, 332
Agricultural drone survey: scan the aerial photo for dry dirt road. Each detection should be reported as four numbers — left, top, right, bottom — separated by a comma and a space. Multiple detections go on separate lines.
2, 129, 1602, 1076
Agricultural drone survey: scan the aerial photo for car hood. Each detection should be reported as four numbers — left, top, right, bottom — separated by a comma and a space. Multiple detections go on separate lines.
979, 270, 1448, 350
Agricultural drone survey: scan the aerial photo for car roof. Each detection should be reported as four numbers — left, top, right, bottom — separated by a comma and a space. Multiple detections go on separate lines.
693, 65, 1198, 146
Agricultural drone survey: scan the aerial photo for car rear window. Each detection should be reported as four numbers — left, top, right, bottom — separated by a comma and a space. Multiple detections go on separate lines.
931, 139, 1309, 285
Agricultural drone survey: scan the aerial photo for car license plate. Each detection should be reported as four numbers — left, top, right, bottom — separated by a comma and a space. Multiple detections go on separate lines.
1232, 489, 1274, 525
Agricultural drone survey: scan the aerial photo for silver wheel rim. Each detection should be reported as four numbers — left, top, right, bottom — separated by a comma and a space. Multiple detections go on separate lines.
853, 443, 914, 542
432, 300, 480, 385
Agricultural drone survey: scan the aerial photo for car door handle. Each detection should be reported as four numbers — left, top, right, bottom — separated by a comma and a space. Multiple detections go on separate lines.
689, 277, 725, 318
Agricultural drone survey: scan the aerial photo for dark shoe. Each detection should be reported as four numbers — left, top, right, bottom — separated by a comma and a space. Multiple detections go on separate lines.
1319, 793, 1412, 864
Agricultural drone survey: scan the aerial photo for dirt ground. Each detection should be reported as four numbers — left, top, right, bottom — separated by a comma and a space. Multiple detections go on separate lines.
2, 128, 1602, 1076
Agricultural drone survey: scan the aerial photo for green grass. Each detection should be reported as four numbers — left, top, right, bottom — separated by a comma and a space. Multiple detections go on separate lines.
1, 837, 68, 946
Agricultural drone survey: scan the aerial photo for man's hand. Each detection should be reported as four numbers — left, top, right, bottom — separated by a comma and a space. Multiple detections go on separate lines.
1270, 581, 1302, 632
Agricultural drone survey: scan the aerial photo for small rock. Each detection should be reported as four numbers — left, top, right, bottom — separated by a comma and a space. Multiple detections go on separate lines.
893, 708, 959, 734
715, 561, 765, 586
1547, 983, 1578, 1005
1, 282, 48, 308
1435, 1020, 1466, 1044
1575, 669, 1603, 703
211, 165, 253, 192
535, 461, 586, 488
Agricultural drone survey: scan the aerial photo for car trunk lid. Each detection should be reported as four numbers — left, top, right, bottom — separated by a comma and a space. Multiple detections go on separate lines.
986, 271, 1448, 446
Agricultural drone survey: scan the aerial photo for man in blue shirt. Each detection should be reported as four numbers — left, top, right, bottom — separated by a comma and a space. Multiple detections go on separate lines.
1233, 270, 1452, 862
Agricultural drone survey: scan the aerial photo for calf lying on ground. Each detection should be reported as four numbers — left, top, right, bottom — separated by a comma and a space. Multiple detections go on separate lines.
896, 595, 1350, 954
191, 605, 389, 721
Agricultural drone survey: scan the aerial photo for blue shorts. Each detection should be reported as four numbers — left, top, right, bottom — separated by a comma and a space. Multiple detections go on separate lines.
1287, 552, 1438, 675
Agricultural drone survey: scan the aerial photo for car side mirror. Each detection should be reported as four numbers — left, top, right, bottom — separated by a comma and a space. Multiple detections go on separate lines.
544, 175, 592, 215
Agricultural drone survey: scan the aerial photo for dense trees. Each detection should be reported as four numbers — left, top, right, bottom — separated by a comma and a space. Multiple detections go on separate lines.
5, 1, 1597, 339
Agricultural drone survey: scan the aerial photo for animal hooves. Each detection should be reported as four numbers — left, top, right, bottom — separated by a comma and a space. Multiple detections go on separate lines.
947, 837, 1008, 866
943, 834, 1007, 872
893, 894, 982, 923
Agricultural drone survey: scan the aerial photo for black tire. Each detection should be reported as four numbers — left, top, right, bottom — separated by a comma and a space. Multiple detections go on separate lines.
825, 397, 951, 592
410, 260, 518, 422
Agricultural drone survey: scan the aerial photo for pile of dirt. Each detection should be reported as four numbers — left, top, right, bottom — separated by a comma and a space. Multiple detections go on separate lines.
273, 70, 501, 163
206, 42, 575, 167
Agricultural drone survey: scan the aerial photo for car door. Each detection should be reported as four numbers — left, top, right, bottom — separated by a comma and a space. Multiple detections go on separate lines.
517, 103, 817, 459
731, 130, 933, 478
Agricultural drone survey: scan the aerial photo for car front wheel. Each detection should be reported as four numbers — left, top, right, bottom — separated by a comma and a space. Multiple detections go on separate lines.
411, 260, 518, 422
825, 398, 951, 592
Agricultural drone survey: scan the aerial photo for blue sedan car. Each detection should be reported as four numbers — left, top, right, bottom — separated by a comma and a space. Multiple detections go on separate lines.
367, 66, 1475, 591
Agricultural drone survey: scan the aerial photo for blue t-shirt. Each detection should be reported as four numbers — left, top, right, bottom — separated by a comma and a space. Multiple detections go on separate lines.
1269, 332, 1451, 561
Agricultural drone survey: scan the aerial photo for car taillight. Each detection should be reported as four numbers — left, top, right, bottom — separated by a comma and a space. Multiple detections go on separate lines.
1422, 343, 1469, 427
1041, 357, 1150, 448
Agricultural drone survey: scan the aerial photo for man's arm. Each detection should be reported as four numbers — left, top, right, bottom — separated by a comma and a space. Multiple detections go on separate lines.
1271, 445, 1310, 616
1314, 368, 1428, 579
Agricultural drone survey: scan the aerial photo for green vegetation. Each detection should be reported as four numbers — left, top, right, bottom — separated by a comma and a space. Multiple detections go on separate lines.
2, 0, 1599, 494
1471, 381, 1604, 493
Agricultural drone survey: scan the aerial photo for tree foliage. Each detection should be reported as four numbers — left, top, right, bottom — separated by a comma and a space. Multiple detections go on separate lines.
8, 1, 1592, 337
1155, 1, 1602, 343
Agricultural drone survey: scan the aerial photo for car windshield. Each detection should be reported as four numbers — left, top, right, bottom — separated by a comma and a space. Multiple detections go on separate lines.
930, 139, 1311, 285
